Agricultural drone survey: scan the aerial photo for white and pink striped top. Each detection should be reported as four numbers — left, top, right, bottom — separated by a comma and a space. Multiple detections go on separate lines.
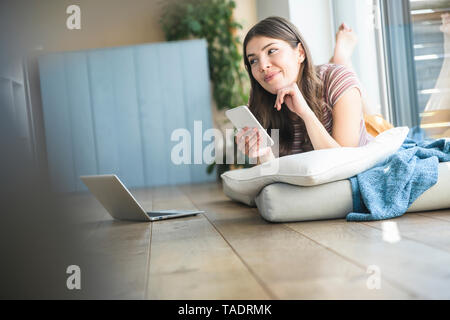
285, 63, 373, 156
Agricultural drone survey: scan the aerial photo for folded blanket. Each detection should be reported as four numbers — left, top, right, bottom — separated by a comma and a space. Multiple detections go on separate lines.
347, 134, 450, 221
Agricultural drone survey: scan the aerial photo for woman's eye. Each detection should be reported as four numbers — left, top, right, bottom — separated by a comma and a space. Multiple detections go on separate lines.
249, 49, 278, 65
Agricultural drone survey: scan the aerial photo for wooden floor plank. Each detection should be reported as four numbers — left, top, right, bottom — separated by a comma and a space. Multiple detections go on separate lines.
362, 212, 450, 253
287, 216, 450, 299
67, 188, 153, 299
65, 180, 449, 299
82, 219, 152, 299
180, 182, 411, 299
416, 208, 450, 222
146, 185, 270, 299
61, 192, 109, 226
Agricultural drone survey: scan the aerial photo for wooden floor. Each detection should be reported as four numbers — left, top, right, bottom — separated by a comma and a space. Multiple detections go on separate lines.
68, 181, 450, 299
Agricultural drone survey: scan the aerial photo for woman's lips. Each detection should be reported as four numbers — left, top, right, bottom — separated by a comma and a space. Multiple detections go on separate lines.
264, 71, 280, 82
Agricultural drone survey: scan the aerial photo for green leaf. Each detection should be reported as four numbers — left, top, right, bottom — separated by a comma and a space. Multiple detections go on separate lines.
160, 0, 249, 111
189, 20, 202, 33
206, 162, 216, 174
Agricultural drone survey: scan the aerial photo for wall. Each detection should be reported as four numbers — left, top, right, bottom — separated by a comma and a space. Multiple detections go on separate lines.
257, 0, 290, 21
38, 39, 215, 192
8, 0, 165, 54
7, 0, 256, 53
2, 0, 169, 187
288, 0, 335, 65
1, 0, 258, 184
255, 0, 334, 65
235, 0, 259, 42
332, 0, 382, 115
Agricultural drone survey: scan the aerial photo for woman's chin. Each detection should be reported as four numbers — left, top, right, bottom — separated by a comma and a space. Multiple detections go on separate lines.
259, 80, 283, 95
264, 85, 279, 95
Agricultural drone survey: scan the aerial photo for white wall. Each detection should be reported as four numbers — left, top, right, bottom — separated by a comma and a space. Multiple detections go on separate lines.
257, 0, 334, 65
288, 0, 335, 65
257, 0, 290, 21
332, 0, 382, 114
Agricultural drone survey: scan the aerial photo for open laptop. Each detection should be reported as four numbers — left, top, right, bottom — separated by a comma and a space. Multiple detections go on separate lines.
80, 175, 204, 222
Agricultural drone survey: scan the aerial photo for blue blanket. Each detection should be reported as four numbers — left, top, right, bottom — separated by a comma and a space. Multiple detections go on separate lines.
346, 131, 450, 221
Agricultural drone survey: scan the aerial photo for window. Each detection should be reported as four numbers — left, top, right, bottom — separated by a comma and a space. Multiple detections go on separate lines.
410, 0, 450, 138
378, 0, 449, 137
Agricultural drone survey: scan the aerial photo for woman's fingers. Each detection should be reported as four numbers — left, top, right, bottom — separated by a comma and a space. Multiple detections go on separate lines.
275, 87, 290, 111
249, 142, 270, 158
236, 128, 250, 152
236, 128, 261, 157
242, 132, 258, 153
248, 139, 262, 158
248, 131, 266, 158
236, 138, 244, 153
235, 127, 249, 142
237, 127, 257, 143
238, 134, 267, 159
237, 136, 247, 153
247, 130, 261, 150
274, 90, 283, 111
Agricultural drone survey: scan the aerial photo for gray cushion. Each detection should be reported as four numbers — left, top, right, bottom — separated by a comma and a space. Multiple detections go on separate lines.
255, 162, 450, 222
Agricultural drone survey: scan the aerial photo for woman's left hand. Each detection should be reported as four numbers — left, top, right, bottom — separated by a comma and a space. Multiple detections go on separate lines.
274, 82, 311, 118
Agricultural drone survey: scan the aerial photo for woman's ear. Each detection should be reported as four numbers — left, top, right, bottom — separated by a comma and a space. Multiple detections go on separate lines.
297, 43, 306, 64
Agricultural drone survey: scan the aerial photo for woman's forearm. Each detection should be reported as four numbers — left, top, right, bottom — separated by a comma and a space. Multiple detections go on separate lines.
299, 109, 341, 150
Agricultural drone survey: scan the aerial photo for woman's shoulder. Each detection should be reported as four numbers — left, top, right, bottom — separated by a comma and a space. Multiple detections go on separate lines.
315, 63, 353, 80
316, 63, 362, 107
315, 63, 335, 73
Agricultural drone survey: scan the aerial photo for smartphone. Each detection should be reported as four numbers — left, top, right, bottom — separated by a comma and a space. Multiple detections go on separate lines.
225, 105, 274, 147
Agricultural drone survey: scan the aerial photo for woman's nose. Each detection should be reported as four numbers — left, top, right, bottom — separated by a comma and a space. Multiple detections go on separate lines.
259, 56, 271, 72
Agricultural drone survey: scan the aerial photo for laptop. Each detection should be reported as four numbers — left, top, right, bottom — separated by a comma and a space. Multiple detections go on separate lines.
80, 174, 204, 222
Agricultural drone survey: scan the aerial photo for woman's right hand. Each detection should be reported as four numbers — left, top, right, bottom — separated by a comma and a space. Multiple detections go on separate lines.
235, 127, 274, 163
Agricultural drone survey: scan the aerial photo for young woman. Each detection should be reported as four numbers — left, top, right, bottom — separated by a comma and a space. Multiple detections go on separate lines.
235, 16, 375, 164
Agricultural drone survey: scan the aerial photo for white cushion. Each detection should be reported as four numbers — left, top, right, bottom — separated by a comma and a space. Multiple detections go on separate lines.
221, 126, 409, 204
255, 162, 450, 222
222, 182, 256, 207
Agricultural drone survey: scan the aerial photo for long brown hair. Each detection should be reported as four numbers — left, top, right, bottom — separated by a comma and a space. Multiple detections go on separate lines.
243, 16, 328, 156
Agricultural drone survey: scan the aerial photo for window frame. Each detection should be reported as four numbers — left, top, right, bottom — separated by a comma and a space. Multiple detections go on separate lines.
377, 0, 420, 128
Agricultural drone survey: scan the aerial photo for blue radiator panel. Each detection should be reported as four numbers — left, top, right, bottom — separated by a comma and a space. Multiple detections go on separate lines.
38, 39, 216, 192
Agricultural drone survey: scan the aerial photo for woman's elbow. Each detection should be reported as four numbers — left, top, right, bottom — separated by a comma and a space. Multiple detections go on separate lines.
334, 136, 359, 148
339, 140, 359, 148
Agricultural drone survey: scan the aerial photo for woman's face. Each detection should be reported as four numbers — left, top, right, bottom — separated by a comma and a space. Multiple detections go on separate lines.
246, 36, 305, 95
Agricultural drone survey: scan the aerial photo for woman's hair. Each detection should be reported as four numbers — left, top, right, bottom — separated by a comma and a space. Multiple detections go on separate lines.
243, 16, 328, 156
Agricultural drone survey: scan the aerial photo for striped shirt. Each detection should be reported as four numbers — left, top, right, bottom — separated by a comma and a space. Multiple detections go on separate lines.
285, 63, 373, 156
